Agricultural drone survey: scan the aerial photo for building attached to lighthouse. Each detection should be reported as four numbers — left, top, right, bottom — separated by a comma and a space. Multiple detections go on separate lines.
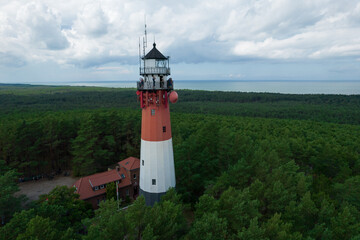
137, 42, 178, 206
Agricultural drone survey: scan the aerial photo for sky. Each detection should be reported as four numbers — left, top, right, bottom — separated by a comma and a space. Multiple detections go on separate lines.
0, 0, 359, 83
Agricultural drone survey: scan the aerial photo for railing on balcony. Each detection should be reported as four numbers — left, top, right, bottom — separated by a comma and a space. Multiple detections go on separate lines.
139, 67, 170, 75
137, 80, 174, 91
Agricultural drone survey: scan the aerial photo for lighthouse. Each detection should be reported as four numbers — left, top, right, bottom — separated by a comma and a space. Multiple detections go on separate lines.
137, 42, 178, 206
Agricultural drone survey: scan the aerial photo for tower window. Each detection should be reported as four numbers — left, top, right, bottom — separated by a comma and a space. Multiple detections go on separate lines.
152, 179, 156, 185
163, 126, 166, 132
142, 160, 144, 166
151, 109, 155, 116
133, 173, 137, 179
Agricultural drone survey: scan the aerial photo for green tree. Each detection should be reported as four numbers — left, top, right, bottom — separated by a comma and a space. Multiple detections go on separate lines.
126, 196, 148, 240
334, 176, 360, 210
16, 216, 60, 240
188, 212, 228, 240
194, 194, 219, 219
144, 200, 187, 240
106, 182, 116, 200
71, 114, 115, 176
0, 209, 35, 240
142, 224, 158, 240
331, 206, 360, 240
218, 187, 260, 234
37, 186, 93, 232
84, 199, 127, 240
238, 217, 268, 240
263, 213, 302, 240
0, 170, 24, 224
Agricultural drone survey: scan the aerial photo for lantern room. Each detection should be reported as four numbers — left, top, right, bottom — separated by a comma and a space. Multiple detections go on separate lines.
138, 42, 173, 91
140, 43, 170, 76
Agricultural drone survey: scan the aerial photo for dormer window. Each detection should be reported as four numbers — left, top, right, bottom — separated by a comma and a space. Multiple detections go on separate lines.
121, 174, 125, 179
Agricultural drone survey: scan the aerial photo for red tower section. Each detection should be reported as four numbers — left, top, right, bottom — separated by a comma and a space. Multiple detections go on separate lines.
138, 90, 172, 142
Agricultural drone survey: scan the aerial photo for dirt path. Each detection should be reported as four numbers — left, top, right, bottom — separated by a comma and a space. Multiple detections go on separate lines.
16, 175, 79, 203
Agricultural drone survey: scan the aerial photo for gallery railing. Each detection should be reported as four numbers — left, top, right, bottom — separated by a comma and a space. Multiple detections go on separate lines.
137, 80, 174, 91
139, 67, 170, 75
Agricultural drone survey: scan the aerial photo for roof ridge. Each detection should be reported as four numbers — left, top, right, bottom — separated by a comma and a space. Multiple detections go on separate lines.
131, 158, 136, 169
89, 169, 115, 178
76, 177, 83, 190
144, 43, 167, 60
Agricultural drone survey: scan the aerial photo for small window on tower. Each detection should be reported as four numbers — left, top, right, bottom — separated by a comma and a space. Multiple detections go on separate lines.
163, 126, 166, 132
151, 109, 155, 116
152, 179, 156, 185
142, 160, 144, 166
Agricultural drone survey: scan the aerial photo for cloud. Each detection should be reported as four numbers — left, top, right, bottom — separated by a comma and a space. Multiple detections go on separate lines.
0, 0, 359, 70
16, 2, 69, 50
0, 52, 26, 67
73, 3, 108, 37
66, 55, 138, 68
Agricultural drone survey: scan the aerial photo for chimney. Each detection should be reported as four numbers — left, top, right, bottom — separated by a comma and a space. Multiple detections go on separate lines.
116, 166, 120, 171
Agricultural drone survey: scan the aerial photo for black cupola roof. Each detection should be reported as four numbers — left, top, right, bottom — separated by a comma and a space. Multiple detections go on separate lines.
144, 43, 167, 60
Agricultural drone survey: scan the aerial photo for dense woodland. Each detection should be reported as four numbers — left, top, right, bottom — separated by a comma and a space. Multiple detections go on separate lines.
0, 84, 360, 239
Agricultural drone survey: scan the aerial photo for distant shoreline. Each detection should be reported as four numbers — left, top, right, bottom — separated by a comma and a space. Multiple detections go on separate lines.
1, 80, 360, 95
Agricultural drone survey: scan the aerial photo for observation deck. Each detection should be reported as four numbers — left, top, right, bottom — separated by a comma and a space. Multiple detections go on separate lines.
137, 80, 174, 91
139, 67, 170, 75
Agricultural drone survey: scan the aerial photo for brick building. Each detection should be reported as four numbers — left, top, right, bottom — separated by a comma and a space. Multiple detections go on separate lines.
74, 157, 140, 209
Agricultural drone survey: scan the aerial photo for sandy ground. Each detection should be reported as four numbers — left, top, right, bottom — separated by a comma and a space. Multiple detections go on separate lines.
16, 175, 79, 203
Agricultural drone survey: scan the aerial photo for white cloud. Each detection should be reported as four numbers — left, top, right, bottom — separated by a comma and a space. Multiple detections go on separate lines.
0, 0, 359, 69
73, 3, 108, 37
16, 2, 69, 50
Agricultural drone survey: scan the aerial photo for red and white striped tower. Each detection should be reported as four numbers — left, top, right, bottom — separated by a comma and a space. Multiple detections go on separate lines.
137, 42, 178, 206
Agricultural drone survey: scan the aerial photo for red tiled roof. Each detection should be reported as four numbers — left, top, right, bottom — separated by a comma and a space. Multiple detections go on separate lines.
89, 169, 121, 187
118, 157, 140, 171
74, 168, 132, 200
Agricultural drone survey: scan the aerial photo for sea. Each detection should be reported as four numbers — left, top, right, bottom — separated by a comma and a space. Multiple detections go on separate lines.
20, 80, 360, 95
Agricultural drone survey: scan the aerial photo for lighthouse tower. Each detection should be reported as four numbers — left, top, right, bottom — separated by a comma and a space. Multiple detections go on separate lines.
137, 42, 178, 206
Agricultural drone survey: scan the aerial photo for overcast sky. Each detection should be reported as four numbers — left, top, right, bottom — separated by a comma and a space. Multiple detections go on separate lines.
0, 0, 359, 83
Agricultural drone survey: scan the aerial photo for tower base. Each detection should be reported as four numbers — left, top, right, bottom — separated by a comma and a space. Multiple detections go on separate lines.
140, 188, 166, 206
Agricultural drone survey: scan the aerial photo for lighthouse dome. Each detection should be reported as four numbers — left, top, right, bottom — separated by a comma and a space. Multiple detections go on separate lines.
144, 43, 168, 60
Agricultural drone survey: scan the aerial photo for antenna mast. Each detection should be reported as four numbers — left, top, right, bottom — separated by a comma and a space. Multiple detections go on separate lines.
143, 16, 148, 74
144, 16, 147, 48
139, 37, 141, 70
